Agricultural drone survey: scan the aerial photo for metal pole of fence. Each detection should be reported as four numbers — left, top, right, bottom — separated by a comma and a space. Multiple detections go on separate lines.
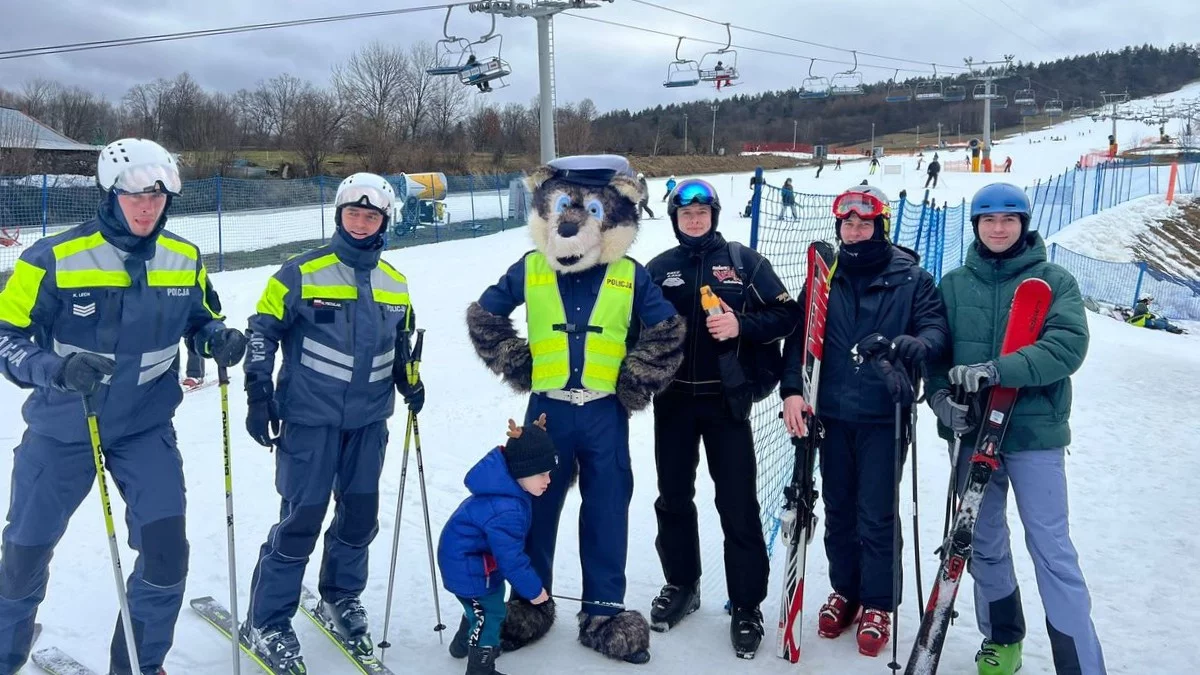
748, 167, 764, 250
319, 175, 326, 242
1049, 173, 1064, 237
1132, 262, 1147, 307
1093, 164, 1103, 215
1050, 242, 1058, 264
216, 176, 224, 273
894, 193, 907, 244
497, 182, 505, 230
959, 199, 966, 266
41, 174, 48, 236
469, 175, 477, 235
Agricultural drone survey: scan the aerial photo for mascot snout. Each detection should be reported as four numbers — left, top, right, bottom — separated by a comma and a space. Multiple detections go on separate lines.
557, 217, 582, 238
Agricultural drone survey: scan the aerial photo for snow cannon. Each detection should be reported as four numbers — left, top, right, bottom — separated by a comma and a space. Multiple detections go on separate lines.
394, 172, 449, 235
396, 172, 447, 202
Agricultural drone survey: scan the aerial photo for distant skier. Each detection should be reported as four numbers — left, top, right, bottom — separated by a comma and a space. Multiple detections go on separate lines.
1127, 296, 1184, 334
925, 157, 941, 188
816, 157, 825, 178
835, 158, 843, 170
780, 178, 798, 219
869, 157, 880, 175
637, 172, 656, 219
928, 182, 1107, 675
1003, 156, 1013, 173
663, 175, 678, 201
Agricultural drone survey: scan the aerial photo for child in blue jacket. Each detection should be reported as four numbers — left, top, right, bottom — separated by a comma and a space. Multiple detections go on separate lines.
438, 414, 557, 674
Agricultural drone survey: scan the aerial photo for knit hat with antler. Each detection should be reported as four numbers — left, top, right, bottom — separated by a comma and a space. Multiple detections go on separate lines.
503, 414, 559, 478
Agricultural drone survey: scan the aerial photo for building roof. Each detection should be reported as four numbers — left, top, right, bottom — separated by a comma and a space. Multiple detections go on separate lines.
0, 107, 98, 152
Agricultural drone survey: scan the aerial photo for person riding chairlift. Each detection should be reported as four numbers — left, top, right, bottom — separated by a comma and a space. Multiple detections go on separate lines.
465, 54, 492, 93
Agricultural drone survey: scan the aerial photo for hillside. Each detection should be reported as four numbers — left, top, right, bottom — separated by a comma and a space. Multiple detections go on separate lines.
594, 44, 1200, 155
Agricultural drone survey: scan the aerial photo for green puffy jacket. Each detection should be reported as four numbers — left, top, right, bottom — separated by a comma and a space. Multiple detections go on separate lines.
928, 232, 1089, 452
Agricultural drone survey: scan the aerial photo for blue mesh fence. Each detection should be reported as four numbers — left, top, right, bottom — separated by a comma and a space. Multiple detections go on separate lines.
0, 172, 524, 280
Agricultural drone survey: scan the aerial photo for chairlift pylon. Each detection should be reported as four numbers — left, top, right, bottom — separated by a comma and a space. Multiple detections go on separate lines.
914, 64, 944, 101
798, 59, 830, 100
663, 36, 701, 89
697, 23, 739, 88
426, 7, 473, 76
829, 51, 864, 96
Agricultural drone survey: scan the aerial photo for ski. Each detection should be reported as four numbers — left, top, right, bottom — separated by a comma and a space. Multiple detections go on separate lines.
31, 646, 98, 675
903, 277, 1054, 675
298, 586, 396, 675
182, 379, 218, 394
776, 241, 834, 663
188, 596, 285, 674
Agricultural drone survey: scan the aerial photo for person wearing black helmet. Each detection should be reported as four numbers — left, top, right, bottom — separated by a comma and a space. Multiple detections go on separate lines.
645, 178, 802, 658
779, 184, 948, 659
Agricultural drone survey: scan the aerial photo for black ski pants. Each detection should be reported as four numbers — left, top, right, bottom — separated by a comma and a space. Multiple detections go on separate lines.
652, 391, 769, 609
925, 173, 939, 188
819, 414, 907, 612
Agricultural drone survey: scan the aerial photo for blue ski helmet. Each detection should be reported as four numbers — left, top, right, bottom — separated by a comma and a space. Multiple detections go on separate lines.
970, 183, 1031, 226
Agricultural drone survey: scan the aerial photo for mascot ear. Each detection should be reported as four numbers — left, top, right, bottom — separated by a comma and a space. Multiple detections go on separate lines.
609, 175, 643, 205
526, 165, 555, 193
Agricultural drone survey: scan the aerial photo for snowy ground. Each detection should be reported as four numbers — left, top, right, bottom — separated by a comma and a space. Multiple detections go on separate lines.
5, 82, 1200, 674
4, 199, 1199, 674
1046, 194, 1190, 263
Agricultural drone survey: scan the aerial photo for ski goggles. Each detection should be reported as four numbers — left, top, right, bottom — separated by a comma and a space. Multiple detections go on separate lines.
670, 180, 717, 208
112, 164, 181, 196
832, 190, 889, 220
337, 186, 392, 214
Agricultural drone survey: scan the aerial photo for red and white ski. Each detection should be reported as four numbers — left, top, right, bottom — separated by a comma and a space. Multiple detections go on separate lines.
903, 277, 1054, 675
776, 241, 834, 663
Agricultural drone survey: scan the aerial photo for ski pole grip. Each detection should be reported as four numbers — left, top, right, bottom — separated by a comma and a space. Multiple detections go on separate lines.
413, 328, 426, 363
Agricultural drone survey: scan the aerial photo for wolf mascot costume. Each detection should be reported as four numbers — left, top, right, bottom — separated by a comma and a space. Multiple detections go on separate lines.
467, 155, 686, 663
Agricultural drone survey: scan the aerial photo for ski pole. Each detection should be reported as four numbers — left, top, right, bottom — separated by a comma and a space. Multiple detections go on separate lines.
909, 404, 924, 621
378, 328, 424, 656
412, 401, 448, 642
551, 594, 626, 610
217, 364, 241, 675
83, 395, 141, 674
887, 401, 903, 673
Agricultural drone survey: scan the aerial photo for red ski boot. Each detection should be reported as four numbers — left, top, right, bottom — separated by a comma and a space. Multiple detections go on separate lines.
855, 609, 891, 657
817, 593, 860, 638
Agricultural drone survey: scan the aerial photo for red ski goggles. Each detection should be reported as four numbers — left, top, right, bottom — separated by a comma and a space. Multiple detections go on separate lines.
832, 190, 890, 220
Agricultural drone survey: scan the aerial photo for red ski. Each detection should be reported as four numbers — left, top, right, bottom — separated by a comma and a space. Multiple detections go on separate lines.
903, 277, 1053, 675
776, 241, 834, 663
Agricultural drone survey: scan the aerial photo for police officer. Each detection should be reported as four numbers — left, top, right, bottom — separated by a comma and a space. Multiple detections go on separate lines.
646, 178, 802, 658
0, 138, 245, 675
241, 173, 424, 673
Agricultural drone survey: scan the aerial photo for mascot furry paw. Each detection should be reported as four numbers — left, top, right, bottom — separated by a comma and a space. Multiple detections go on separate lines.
467, 155, 685, 660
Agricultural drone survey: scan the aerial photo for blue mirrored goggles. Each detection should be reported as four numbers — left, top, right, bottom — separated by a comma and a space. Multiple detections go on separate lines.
671, 180, 717, 207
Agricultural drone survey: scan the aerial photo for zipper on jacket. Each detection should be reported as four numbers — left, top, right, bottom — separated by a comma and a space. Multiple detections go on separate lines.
688, 251, 704, 392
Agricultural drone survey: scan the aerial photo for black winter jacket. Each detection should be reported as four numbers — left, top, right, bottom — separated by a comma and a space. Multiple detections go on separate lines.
648, 233, 802, 397
780, 245, 949, 423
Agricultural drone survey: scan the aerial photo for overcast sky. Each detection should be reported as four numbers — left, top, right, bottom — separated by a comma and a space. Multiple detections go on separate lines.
3, 0, 1199, 114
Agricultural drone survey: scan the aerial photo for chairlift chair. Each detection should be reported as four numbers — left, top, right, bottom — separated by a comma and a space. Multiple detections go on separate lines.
662, 36, 701, 88
914, 65, 944, 101
696, 24, 739, 87
992, 94, 1009, 109
426, 8, 472, 76
1014, 79, 1036, 106
458, 22, 511, 92
829, 51, 864, 96
798, 59, 830, 100
972, 83, 998, 100
944, 85, 967, 102
1020, 105, 1039, 117
885, 70, 911, 103
1044, 90, 1064, 117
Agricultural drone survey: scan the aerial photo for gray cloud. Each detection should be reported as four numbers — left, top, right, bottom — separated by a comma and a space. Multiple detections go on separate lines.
2, 0, 1197, 112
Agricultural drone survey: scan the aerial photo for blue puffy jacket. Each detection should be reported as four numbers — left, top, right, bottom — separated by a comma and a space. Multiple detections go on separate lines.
437, 447, 543, 601
0, 199, 224, 443
244, 232, 415, 429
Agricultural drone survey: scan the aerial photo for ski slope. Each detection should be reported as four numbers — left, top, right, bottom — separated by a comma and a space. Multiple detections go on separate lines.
4, 85, 1200, 674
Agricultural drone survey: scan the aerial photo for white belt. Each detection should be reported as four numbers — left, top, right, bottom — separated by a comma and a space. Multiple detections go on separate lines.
539, 389, 611, 406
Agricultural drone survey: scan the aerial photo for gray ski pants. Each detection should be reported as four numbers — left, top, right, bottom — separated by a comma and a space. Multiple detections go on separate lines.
952, 445, 1108, 675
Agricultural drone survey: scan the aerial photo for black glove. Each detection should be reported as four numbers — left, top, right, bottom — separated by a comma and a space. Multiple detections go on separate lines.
245, 380, 280, 447
891, 335, 929, 368
871, 357, 915, 407
54, 352, 116, 396
398, 378, 425, 414
853, 333, 892, 364
206, 328, 248, 368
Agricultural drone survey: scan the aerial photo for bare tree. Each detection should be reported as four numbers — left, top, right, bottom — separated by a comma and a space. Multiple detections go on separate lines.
253, 73, 304, 145
19, 79, 59, 120
396, 41, 439, 139
47, 86, 115, 143
333, 42, 407, 127
290, 89, 345, 176
556, 98, 597, 155
426, 74, 471, 141
500, 103, 530, 155
122, 79, 172, 140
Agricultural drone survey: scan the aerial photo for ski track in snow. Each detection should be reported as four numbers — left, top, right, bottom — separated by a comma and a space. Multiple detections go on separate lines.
5, 85, 1200, 674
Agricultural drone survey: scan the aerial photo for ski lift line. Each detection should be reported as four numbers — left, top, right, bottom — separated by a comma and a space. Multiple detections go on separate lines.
627, 0, 971, 72
0, 1, 476, 60
990, 0, 1072, 52
953, 0, 1051, 55
561, 13, 954, 77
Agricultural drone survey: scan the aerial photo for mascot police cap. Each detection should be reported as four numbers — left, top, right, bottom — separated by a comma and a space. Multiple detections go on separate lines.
544, 154, 636, 187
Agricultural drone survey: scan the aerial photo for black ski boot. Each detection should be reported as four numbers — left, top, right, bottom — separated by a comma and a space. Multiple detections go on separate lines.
240, 622, 307, 675
322, 596, 370, 639
466, 645, 506, 675
450, 614, 470, 659
730, 606, 764, 659
649, 583, 700, 633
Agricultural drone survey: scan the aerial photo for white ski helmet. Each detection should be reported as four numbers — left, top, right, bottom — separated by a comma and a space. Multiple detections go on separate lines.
97, 138, 181, 195
335, 173, 395, 215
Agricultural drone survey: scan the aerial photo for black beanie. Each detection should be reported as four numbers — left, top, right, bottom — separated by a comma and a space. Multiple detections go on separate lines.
504, 425, 559, 478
